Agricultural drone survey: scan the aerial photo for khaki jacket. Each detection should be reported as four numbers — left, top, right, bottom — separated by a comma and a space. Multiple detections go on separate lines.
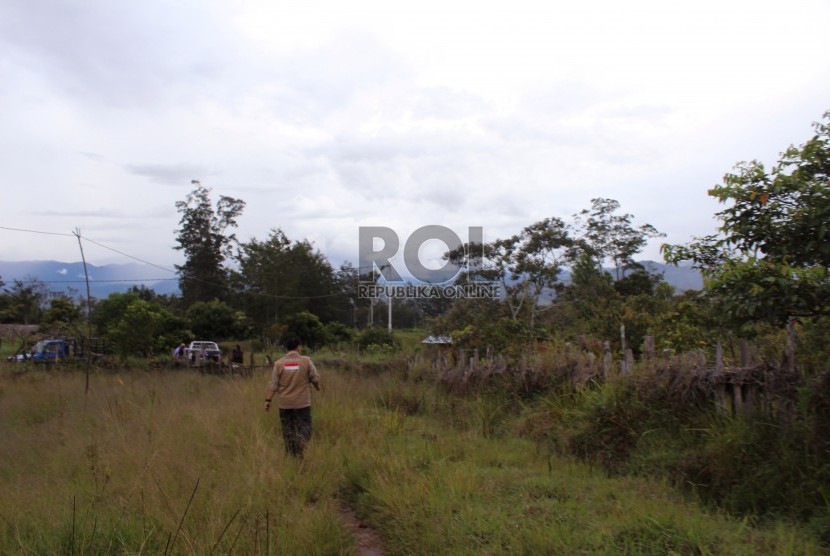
268, 351, 320, 409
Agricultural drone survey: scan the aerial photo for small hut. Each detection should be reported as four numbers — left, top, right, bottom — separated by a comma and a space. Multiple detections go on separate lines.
421, 335, 453, 368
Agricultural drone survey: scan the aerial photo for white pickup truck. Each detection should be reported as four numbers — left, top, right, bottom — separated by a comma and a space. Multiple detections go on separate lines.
184, 341, 222, 364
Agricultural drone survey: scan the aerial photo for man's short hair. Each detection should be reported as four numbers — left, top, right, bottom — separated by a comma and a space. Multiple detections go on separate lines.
284, 337, 302, 350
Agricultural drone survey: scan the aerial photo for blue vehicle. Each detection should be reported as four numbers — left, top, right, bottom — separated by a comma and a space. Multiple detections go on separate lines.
7, 337, 108, 363
29, 339, 72, 362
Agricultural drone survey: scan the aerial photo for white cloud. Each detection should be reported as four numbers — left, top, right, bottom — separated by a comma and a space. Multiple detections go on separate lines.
0, 0, 828, 269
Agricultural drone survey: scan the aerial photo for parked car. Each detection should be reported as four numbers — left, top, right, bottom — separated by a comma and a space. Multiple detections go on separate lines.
7, 339, 71, 363
184, 341, 222, 364
6, 337, 108, 363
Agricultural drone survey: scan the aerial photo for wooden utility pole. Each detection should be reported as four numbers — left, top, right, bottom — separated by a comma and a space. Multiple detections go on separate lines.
74, 228, 93, 394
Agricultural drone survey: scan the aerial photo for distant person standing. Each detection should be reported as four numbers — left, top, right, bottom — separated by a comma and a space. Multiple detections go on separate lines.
264, 337, 320, 457
231, 345, 244, 367
172, 343, 186, 365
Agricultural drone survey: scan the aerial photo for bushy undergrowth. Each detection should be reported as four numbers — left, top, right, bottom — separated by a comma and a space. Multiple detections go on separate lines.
518, 363, 830, 539
427, 334, 830, 542
339, 371, 820, 554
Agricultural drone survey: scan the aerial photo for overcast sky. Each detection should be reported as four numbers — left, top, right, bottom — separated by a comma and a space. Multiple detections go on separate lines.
1, 0, 828, 277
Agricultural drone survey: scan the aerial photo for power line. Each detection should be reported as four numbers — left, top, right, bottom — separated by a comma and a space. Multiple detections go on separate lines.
1, 225, 354, 301
0, 225, 74, 237
0, 226, 421, 278
11, 278, 179, 285
1, 225, 179, 274
80, 236, 179, 275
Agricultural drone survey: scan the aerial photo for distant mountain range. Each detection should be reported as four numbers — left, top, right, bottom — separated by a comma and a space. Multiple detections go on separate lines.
0, 259, 703, 300
0, 260, 181, 298
639, 260, 703, 291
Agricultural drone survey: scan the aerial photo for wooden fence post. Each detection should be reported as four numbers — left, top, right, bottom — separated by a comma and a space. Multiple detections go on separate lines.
717, 385, 732, 414
644, 336, 655, 361
733, 381, 745, 415
786, 317, 797, 375
624, 349, 634, 373
602, 341, 612, 378
620, 324, 626, 354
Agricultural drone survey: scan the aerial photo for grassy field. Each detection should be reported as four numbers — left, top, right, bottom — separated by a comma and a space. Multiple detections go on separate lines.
0, 363, 822, 554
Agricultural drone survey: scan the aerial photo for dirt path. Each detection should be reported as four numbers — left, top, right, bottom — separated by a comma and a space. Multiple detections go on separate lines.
338, 502, 384, 556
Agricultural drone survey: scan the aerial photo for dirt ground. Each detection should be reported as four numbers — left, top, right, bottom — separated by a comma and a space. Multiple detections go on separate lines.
338, 502, 384, 556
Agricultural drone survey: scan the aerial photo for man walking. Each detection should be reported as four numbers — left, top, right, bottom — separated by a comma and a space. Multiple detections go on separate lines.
264, 337, 320, 457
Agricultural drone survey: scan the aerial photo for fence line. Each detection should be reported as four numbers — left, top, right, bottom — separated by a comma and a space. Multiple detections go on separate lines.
430, 335, 799, 416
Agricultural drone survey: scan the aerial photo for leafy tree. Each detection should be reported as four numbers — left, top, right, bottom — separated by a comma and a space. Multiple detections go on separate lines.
235, 229, 293, 328
430, 297, 510, 350
467, 235, 525, 321
436, 201, 664, 353
174, 182, 245, 305
710, 259, 828, 326
514, 217, 574, 328
323, 321, 355, 346
0, 278, 47, 324
614, 269, 662, 297
618, 290, 675, 356
186, 299, 240, 340
235, 229, 344, 332
92, 292, 140, 334
446, 217, 573, 326
157, 312, 191, 350
559, 251, 619, 341
710, 115, 830, 269
647, 290, 725, 353
663, 112, 830, 326
41, 296, 82, 334
125, 284, 182, 313
452, 316, 530, 356
288, 240, 340, 322
107, 299, 168, 358
98, 294, 188, 358
279, 311, 326, 349
574, 198, 664, 279
333, 262, 373, 326
554, 251, 673, 354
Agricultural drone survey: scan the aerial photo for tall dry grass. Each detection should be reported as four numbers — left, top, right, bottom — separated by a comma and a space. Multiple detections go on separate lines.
0, 364, 823, 554
0, 369, 355, 554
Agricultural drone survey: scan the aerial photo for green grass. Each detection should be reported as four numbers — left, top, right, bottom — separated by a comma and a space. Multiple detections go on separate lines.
0, 363, 822, 554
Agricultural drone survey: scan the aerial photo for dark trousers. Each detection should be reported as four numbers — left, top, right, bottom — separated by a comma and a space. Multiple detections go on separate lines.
279, 407, 312, 457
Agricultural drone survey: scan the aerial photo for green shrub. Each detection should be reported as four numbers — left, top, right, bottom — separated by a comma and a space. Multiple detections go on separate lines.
357, 328, 399, 351
323, 321, 355, 347
565, 381, 651, 473
279, 311, 326, 348
520, 363, 830, 524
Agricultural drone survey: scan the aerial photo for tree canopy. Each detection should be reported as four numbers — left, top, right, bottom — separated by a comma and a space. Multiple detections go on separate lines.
575, 198, 664, 279
174, 182, 245, 305
663, 111, 830, 326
